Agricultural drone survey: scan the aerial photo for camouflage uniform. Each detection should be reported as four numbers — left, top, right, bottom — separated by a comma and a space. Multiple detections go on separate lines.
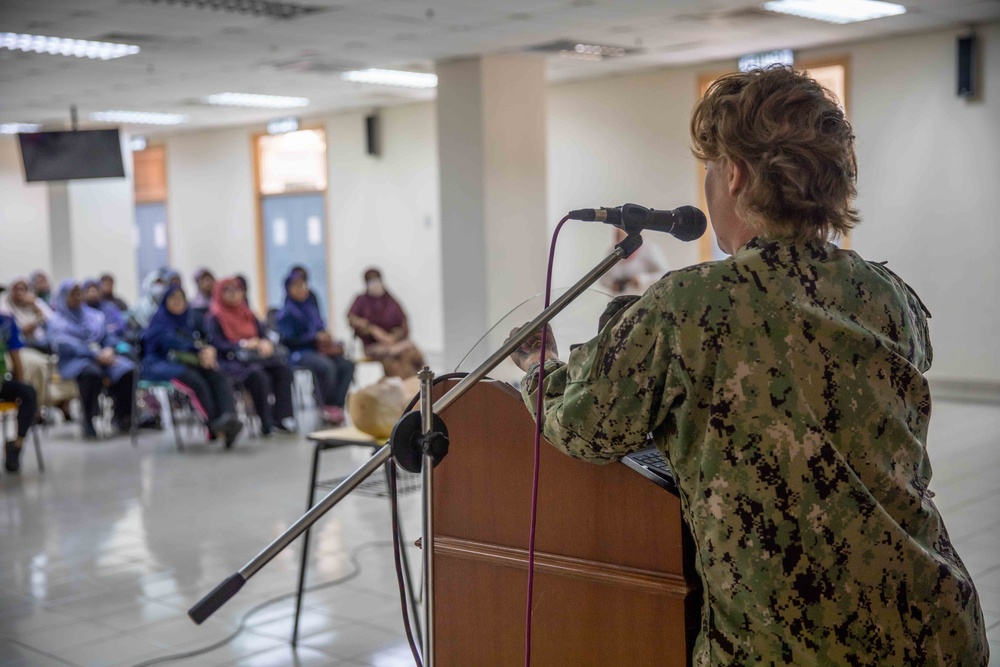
521, 237, 988, 666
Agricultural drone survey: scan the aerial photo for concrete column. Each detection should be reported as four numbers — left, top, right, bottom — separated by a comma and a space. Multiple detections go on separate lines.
436, 54, 548, 370
47, 182, 74, 284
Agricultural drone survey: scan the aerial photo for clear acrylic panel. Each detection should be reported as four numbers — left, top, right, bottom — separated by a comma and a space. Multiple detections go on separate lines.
454, 287, 614, 386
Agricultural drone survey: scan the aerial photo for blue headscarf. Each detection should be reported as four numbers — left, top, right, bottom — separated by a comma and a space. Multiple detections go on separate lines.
145, 286, 191, 341
281, 269, 325, 336
51, 279, 105, 342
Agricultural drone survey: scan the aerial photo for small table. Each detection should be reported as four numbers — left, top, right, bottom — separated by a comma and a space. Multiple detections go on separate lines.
292, 426, 421, 645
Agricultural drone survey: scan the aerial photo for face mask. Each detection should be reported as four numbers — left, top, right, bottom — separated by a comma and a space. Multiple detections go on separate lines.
366, 279, 385, 297
151, 283, 166, 302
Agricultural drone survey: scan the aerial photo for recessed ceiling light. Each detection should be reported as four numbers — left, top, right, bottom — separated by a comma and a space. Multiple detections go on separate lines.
341, 69, 438, 89
90, 110, 190, 125
0, 122, 42, 134
762, 0, 906, 24
0, 32, 140, 60
202, 92, 309, 108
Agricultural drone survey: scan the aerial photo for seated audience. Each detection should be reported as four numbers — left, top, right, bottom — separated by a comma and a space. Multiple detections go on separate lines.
83, 279, 127, 337
0, 278, 77, 420
600, 227, 670, 296
1, 302, 38, 473
277, 269, 354, 425
99, 274, 129, 312
30, 270, 52, 306
206, 278, 295, 436
348, 268, 425, 378
142, 286, 243, 448
49, 280, 134, 439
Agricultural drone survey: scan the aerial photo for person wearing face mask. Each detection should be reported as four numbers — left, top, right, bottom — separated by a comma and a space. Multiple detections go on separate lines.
277, 269, 354, 425
348, 268, 425, 378
49, 280, 135, 439
129, 271, 169, 332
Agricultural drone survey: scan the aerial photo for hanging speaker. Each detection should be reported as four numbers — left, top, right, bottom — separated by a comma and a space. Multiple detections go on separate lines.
365, 114, 380, 156
957, 34, 976, 98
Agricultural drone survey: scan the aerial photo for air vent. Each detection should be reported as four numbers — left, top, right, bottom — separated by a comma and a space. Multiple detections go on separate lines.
263, 56, 366, 75
524, 39, 639, 61
676, 6, 790, 24
138, 0, 327, 20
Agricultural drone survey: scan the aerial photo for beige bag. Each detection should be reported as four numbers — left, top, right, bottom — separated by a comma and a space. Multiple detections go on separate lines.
347, 375, 420, 439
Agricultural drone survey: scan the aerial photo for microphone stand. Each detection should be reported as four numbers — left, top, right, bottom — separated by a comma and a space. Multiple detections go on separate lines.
189, 233, 645, 664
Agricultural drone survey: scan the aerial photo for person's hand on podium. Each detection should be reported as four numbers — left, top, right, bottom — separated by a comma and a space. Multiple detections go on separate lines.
506, 323, 559, 372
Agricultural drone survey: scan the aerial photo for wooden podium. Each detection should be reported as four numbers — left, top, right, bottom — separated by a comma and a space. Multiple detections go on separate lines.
429, 380, 700, 666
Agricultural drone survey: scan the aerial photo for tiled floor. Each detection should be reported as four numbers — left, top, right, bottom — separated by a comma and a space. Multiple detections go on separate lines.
1, 396, 998, 666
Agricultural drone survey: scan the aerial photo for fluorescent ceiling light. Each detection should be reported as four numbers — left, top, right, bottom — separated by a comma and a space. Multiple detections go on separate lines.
202, 92, 309, 108
341, 69, 437, 89
763, 0, 906, 24
0, 123, 42, 134
90, 110, 190, 125
0, 32, 140, 60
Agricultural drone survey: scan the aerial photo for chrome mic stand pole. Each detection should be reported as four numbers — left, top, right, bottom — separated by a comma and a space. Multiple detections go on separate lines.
188, 233, 644, 627
418, 367, 436, 666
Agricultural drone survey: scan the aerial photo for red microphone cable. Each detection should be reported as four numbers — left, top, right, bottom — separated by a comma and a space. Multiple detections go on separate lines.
525, 214, 571, 667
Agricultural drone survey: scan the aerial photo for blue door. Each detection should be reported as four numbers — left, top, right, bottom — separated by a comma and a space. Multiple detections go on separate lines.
261, 193, 329, 319
136, 202, 170, 285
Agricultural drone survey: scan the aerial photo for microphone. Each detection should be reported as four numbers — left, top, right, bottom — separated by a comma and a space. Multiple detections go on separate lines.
567, 203, 707, 242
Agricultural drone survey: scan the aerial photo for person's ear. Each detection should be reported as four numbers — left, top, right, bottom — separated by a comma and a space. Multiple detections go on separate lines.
726, 158, 745, 197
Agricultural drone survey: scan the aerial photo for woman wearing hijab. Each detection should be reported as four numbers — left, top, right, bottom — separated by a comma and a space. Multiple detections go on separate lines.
30, 270, 52, 306
0, 277, 78, 420
348, 268, 425, 378
142, 286, 243, 448
49, 280, 135, 439
129, 271, 168, 332
83, 279, 127, 337
206, 277, 295, 436
276, 269, 354, 425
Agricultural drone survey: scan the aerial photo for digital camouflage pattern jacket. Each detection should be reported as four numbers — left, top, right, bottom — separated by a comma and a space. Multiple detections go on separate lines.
521, 236, 988, 666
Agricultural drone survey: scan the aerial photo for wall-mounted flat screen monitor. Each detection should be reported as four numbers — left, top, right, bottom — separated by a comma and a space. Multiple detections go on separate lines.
18, 129, 125, 182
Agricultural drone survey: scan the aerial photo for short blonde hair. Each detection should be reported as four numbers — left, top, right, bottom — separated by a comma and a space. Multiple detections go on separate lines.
691, 66, 859, 242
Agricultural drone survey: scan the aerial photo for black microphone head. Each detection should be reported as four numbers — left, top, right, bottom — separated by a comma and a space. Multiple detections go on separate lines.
671, 206, 707, 242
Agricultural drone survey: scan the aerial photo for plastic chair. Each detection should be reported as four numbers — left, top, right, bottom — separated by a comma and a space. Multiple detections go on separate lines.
0, 401, 44, 472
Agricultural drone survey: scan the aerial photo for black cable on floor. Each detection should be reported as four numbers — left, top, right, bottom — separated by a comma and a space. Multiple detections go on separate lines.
128, 539, 394, 667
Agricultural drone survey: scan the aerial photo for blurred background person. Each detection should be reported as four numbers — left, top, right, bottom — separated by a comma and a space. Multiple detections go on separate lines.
599, 227, 670, 296
206, 277, 295, 436
99, 273, 129, 312
348, 268, 424, 378
30, 270, 52, 306
277, 268, 353, 425
129, 270, 168, 332
83, 279, 127, 337
0, 300, 38, 473
142, 286, 243, 448
0, 277, 77, 422
49, 280, 134, 439
189, 268, 216, 335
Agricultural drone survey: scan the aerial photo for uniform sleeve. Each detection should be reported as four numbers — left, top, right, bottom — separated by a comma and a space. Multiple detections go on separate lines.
519, 293, 683, 463
5, 319, 24, 351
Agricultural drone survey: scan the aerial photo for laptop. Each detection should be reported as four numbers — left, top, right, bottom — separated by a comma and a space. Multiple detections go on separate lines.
622, 445, 679, 496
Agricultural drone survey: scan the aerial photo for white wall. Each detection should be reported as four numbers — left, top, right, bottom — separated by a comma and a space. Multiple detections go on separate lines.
67, 170, 138, 300
845, 24, 1000, 382
0, 137, 51, 279
326, 103, 443, 352
548, 66, 705, 291
164, 127, 257, 303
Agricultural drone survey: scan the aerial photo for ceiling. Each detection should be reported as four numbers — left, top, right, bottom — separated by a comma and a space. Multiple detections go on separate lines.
1, 0, 998, 133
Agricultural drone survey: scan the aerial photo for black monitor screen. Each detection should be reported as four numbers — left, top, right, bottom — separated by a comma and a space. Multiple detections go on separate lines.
18, 129, 125, 182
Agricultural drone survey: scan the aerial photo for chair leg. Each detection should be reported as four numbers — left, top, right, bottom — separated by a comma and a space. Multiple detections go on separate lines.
31, 426, 44, 472
165, 388, 184, 452
292, 442, 323, 647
